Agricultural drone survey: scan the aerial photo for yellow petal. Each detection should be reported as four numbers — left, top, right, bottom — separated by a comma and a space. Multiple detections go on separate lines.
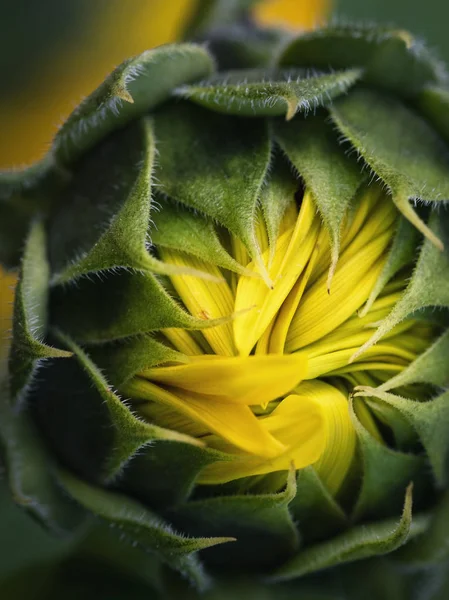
306, 341, 418, 379
198, 392, 326, 484
286, 228, 394, 352
296, 381, 356, 496
125, 378, 284, 457
162, 328, 204, 355
140, 353, 307, 406
160, 248, 236, 356
234, 191, 319, 356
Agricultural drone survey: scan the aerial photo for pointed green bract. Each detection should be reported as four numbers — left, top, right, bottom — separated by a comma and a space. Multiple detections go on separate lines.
331, 88, 449, 249
88, 335, 186, 389
49, 118, 177, 283
275, 113, 363, 287
8, 221, 71, 406
116, 441, 223, 511
176, 68, 361, 120
377, 329, 449, 391
355, 388, 449, 488
291, 468, 347, 543
353, 214, 449, 360
153, 101, 271, 266
150, 198, 247, 274
360, 217, 419, 316
53, 44, 216, 165
278, 24, 445, 96
258, 154, 299, 255
350, 399, 426, 520
57, 469, 234, 591
49, 270, 210, 343
169, 469, 298, 572
270, 485, 416, 581
46, 333, 203, 484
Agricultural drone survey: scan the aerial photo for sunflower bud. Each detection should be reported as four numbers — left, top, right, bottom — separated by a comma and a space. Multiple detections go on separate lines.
1, 14, 449, 598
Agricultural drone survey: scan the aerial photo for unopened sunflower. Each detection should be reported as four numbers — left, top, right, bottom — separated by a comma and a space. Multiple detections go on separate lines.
1, 2, 449, 598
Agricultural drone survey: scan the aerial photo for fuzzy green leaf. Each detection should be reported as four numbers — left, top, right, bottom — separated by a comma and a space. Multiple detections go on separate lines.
270, 484, 415, 581
150, 197, 246, 274
117, 442, 224, 512
53, 44, 215, 165
88, 334, 185, 389
377, 328, 449, 391
153, 101, 271, 275
275, 113, 364, 288
50, 270, 208, 343
9, 221, 71, 405
397, 489, 449, 567
355, 388, 449, 488
49, 118, 179, 284
168, 469, 298, 572
360, 217, 419, 316
350, 399, 427, 520
278, 24, 444, 96
57, 469, 233, 591
36, 333, 204, 484
259, 154, 299, 254
176, 68, 361, 120
331, 88, 449, 250
352, 213, 449, 360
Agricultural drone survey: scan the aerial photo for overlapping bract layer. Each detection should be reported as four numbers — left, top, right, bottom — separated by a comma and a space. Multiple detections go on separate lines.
1, 20, 449, 590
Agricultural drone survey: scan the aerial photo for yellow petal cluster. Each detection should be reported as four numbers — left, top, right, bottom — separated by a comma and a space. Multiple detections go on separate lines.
123, 185, 434, 495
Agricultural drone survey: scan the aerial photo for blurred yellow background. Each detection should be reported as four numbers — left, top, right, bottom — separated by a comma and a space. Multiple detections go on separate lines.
0, 0, 328, 359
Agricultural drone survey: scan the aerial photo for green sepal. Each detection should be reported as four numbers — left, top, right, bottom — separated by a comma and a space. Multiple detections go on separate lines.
168, 469, 298, 572
36, 333, 204, 484
9, 221, 71, 406
418, 85, 449, 143
352, 213, 449, 359
49, 269, 211, 343
258, 154, 299, 254
377, 328, 449, 391
331, 88, 449, 249
291, 467, 348, 544
350, 398, 427, 520
150, 197, 247, 274
269, 484, 418, 582
153, 101, 271, 268
0, 378, 86, 535
48, 118, 178, 284
360, 217, 419, 316
116, 441, 224, 512
396, 489, 449, 567
53, 44, 215, 165
176, 68, 361, 120
275, 112, 364, 287
88, 334, 186, 389
355, 388, 449, 488
278, 24, 445, 97
57, 468, 234, 591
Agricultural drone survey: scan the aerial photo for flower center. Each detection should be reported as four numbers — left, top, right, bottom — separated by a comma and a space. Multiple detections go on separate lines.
122, 185, 435, 494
